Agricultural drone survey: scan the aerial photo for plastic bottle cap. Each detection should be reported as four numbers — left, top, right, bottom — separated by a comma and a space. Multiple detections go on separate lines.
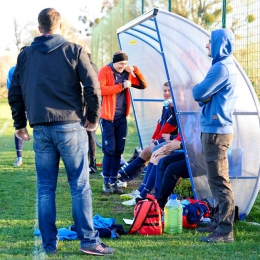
170, 194, 177, 200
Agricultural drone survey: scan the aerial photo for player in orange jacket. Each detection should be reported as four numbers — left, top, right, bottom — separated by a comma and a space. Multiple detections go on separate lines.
98, 50, 147, 194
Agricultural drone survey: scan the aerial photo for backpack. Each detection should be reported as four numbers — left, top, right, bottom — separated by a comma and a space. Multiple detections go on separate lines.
128, 196, 163, 235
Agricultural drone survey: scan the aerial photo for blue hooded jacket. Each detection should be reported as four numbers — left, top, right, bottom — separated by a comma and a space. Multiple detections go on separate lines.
192, 29, 239, 134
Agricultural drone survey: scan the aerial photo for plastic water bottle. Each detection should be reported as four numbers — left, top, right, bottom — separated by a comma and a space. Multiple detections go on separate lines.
164, 194, 182, 234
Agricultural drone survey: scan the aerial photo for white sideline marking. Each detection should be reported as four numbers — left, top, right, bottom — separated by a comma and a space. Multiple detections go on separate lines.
0, 118, 46, 258
0, 118, 11, 137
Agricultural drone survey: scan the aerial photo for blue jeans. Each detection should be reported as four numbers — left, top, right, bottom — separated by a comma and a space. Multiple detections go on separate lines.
33, 123, 101, 253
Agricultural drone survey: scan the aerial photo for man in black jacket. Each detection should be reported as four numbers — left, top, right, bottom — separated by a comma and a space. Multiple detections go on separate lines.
8, 8, 114, 256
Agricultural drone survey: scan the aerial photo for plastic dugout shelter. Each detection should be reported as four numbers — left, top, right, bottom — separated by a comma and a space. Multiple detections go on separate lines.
117, 8, 260, 218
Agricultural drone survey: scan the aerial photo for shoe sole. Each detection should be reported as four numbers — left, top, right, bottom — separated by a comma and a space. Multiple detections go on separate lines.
200, 237, 234, 243
197, 228, 216, 233
103, 190, 113, 194
79, 248, 113, 256
14, 164, 22, 167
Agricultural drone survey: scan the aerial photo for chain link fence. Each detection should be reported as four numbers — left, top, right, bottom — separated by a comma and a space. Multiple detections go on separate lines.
92, 0, 260, 96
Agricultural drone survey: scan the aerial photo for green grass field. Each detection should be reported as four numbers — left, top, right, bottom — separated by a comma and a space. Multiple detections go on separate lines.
0, 98, 260, 260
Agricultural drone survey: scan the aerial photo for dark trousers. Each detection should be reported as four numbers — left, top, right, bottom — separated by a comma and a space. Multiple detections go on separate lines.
156, 152, 189, 209
101, 116, 127, 183
201, 132, 235, 234
87, 130, 96, 167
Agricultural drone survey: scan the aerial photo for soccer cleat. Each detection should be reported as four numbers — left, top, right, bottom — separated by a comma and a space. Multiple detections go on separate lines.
200, 231, 234, 243
13, 157, 22, 167
80, 243, 115, 256
110, 183, 124, 194
103, 183, 112, 194
89, 166, 97, 174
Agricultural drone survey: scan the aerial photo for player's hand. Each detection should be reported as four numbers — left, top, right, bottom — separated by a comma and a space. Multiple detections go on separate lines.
125, 66, 136, 77
15, 127, 31, 141
84, 121, 98, 131
123, 80, 131, 89
162, 133, 171, 141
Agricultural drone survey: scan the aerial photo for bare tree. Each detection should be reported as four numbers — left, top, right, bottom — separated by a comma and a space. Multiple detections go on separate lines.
13, 18, 35, 52
78, 0, 119, 36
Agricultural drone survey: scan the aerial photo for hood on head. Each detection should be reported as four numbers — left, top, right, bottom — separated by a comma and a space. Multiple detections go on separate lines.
31, 34, 67, 54
211, 28, 235, 64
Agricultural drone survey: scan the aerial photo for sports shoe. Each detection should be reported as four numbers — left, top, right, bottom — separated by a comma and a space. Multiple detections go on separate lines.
80, 243, 115, 256
200, 231, 234, 243
13, 157, 22, 167
197, 225, 216, 233
129, 189, 140, 197
116, 180, 127, 188
46, 250, 58, 255
103, 183, 112, 194
89, 166, 97, 174
122, 198, 136, 206
110, 183, 124, 194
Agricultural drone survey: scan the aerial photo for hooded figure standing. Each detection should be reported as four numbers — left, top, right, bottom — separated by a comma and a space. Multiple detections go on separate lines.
193, 29, 239, 243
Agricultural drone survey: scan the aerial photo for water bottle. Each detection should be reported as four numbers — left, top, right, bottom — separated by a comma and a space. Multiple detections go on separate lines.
164, 194, 182, 234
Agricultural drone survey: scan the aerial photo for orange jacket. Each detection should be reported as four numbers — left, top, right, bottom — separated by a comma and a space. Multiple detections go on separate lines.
98, 65, 147, 120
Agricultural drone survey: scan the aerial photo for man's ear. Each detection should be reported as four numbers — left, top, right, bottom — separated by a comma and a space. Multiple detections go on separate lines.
60, 22, 62, 30
38, 26, 42, 33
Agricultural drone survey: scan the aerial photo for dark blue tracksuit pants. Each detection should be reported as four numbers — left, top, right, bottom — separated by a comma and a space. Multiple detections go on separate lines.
101, 116, 127, 184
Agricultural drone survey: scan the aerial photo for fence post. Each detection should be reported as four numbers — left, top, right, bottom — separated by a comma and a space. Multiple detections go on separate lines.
222, 0, 226, 28
142, 0, 144, 14
168, 0, 171, 12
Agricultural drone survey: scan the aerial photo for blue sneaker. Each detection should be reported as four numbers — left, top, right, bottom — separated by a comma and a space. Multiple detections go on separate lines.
13, 157, 22, 167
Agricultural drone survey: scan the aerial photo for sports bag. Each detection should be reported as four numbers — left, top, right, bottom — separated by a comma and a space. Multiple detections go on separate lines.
128, 196, 163, 235
182, 198, 211, 229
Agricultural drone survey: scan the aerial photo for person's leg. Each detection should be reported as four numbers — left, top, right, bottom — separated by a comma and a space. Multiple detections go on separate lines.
102, 154, 113, 186
33, 125, 60, 253
87, 130, 97, 173
109, 116, 127, 193
151, 153, 166, 197
139, 143, 155, 161
156, 152, 185, 197
118, 143, 155, 180
139, 165, 157, 198
14, 135, 23, 166
118, 156, 146, 179
157, 158, 188, 209
110, 116, 127, 182
56, 123, 101, 248
201, 133, 235, 235
101, 119, 116, 191
137, 162, 153, 192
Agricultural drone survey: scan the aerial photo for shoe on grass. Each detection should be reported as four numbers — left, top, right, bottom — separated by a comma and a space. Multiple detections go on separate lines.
197, 225, 216, 233
13, 157, 22, 167
110, 183, 123, 194
116, 180, 127, 188
129, 189, 140, 197
103, 183, 112, 194
89, 166, 97, 174
200, 231, 234, 243
122, 198, 136, 206
80, 243, 115, 256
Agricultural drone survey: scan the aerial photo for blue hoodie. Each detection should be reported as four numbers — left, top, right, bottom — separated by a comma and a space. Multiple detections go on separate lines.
192, 29, 239, 134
